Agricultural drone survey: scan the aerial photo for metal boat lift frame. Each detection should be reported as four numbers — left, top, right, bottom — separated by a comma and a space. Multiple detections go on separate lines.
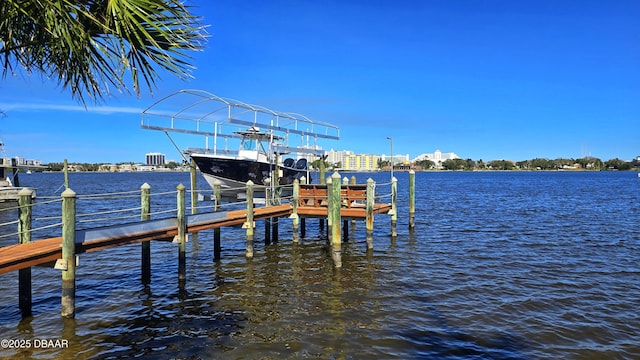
141, 89, 340, 159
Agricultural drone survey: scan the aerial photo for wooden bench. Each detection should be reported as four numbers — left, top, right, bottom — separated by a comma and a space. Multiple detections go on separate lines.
299, 184, 368, 208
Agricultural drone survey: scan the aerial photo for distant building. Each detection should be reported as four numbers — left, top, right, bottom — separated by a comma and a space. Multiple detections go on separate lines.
413, 150, 459, 168
145, 152, 166, 166
326, 150, 380, 171
380, 154, 410, 165
343, 154, 379, 171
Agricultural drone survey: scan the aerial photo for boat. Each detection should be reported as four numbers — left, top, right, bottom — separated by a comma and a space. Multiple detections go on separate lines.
0, 158, 38, 202
142, 90, 340, 200
188, 126, 311, 192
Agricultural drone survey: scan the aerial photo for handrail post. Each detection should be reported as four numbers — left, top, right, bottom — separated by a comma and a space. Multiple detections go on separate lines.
61, 188, 76, 318
18, 188, 33, 317
330, 172, 342, 268
391, 176, 398, 238
141, 183, 151, 284
177, 184, 186, 282
292, 179, 299, 243
366, 178, 375, 249
409, 170, 415, 230
245, 181, 255, 258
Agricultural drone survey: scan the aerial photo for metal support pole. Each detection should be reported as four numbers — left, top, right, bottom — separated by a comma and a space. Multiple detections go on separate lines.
245, 181, 255, 258
409, 170, 415, 230
292, 179, 299, 243
391, 176, 398, 238
190, 158, 199, 243
213, 180, 222, 260
177, 184, 186, 282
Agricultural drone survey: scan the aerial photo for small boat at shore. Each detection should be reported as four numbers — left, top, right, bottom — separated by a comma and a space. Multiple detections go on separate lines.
0, 159, 38, 202
0, 137, 41, 202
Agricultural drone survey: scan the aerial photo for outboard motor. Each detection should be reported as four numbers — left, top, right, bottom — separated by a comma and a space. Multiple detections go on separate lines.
295, 158, 308, 170
283, 158, 295, 168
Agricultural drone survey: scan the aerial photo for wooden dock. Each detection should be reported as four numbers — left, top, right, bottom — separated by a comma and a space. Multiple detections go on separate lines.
0, 171, 415, 318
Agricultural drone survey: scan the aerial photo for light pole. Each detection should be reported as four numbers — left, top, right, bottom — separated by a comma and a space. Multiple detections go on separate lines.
386, 136, 393, 180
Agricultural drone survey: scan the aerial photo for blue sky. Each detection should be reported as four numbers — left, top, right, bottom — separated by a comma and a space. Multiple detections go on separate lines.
1, 0, 638, 163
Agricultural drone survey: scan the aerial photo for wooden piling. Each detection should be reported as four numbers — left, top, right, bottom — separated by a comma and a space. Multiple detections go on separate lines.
245, 181, 255, 258
329, 172, 342, 268
177, 184, 186, 281
18, 188, 33, 316
366, 178, 375, 249
292, 179, 299, 243
213, 180, 222, 260
141, 183, 151, 284
391, 176, 398, 237
409, 170, 415, 229
61, 188, 76, 318
63, 159, 69, 189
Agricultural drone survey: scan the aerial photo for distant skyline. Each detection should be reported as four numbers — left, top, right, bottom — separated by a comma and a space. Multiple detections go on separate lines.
1, 0, 638, 163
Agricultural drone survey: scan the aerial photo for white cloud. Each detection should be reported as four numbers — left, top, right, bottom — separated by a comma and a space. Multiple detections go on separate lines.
0, 102, 143, 115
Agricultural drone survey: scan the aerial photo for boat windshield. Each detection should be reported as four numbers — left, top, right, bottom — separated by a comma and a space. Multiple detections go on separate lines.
243, 139, 256, 151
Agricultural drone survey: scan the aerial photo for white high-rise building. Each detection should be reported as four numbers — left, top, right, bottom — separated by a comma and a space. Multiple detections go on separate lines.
145, 152, 166, 166
413, 150, 459, 168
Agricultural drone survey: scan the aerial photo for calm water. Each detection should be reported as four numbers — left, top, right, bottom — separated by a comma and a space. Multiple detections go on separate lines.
0, 171, 638, 359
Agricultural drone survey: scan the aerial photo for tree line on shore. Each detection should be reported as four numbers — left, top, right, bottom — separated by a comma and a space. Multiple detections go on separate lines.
29, 156, 640, 173
412, 156, 639, 171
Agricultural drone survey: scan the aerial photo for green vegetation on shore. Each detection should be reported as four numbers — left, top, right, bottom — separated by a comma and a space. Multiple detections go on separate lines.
414, 156, 638, 171
38, 156, 637, 173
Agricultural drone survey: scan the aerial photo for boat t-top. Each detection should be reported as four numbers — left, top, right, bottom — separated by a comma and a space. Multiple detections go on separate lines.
141, 90, 340, 199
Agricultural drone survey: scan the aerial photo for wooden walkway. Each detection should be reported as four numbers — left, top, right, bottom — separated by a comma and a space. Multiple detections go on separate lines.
0, 190, 392, 275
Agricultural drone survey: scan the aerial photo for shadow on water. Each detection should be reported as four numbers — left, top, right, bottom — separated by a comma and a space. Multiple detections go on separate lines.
394, 300, 531, 360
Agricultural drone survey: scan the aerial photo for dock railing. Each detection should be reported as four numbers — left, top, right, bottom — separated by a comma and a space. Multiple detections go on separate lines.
0, 171, 416, 319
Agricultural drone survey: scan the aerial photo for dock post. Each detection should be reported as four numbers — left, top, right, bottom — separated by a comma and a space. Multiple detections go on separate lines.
63, 159, 69, 189
141, 183, 151, 284
409, 170, 415, 230
18, 188, 33, 317
330, 172, 342, 268
292, 179, 299, 243
245, 181, 255, 258
299, 176, 306, 238
264, 179, 271, 245
61, 188, 76, 318
190, 159, 199, 244
177, 184, 186, 282
213, 180, 222, 260
391, 176, 398, 238
366, 178, 375, 249
342, 177, 349, 242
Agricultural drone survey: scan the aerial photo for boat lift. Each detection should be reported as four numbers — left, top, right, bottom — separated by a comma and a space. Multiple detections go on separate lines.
141, 89, 341, 199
